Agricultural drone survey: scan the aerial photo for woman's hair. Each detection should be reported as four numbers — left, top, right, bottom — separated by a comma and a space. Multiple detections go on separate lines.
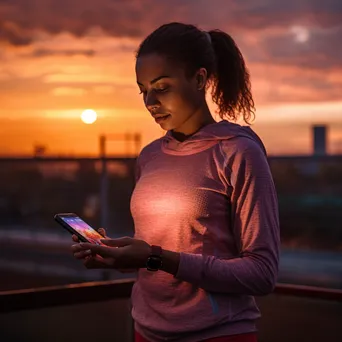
136, 22, 255, 124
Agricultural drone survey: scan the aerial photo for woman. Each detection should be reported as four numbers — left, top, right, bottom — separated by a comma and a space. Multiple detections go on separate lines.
72, 22, 280, 342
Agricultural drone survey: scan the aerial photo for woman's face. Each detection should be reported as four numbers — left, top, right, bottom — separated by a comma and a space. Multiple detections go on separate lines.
135, 53, 204, 133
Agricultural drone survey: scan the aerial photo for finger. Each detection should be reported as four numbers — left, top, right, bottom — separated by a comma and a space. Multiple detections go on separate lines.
83, 255, 114, 269
97, 228, 107, 237
79, 242, 119, 258
72, 235, 79, 242
83, 256, 102, 269
71, 243, 85, 253
73, 250, 92, 259
101, 237, 132, 247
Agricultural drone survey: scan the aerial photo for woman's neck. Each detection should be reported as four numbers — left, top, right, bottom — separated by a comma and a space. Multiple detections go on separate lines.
171, 106, 216, 142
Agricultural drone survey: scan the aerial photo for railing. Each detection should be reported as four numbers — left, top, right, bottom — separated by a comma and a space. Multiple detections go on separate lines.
2, 280, 342, 313
1, 280, 342, 342
0, 278, 135, 313
271, 282, 342, 301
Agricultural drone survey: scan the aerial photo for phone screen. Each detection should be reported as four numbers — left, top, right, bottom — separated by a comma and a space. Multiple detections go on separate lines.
61, 216, 104, 245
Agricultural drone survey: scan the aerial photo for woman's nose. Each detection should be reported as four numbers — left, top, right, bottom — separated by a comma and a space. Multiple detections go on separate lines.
145, 91, 160, 110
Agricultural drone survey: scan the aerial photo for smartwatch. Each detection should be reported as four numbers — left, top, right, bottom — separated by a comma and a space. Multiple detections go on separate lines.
146, 245, 163, 271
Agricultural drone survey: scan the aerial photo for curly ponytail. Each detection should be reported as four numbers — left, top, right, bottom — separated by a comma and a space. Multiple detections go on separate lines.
208, 30, 255, 124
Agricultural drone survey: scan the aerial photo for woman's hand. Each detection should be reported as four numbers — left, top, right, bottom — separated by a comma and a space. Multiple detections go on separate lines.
71, 232, 151, 271
71, 228, 115, 269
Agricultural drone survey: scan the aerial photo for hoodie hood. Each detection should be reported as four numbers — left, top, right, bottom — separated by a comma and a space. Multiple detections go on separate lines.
162, 120, 267, 156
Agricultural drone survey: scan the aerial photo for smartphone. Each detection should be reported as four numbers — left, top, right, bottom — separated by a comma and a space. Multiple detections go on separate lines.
54, 213, 105, 245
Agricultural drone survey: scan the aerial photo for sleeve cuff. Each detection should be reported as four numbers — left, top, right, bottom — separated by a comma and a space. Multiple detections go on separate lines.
175, 252, 204, 284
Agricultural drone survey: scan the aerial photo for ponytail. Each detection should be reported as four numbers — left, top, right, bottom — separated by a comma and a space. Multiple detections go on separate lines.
209, 30, 255, 124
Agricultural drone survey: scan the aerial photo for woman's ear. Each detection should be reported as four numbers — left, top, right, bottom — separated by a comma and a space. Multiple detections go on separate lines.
195, 68, 208, 91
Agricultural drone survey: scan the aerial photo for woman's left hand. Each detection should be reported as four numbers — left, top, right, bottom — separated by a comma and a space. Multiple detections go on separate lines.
71, 237, 151, 270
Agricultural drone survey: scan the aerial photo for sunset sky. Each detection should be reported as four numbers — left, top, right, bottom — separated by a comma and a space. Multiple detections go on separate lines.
1, 0, 342, 156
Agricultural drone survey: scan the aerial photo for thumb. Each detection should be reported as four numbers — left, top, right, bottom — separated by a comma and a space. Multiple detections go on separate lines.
97, 228, 107, 238
101, 237, 133, 247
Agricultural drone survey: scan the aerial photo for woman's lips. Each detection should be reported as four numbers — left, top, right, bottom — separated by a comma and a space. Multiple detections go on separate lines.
154, 114, 171, 124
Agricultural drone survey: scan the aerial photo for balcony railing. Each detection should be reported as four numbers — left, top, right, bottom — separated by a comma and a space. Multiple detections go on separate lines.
1, 280, 342, 342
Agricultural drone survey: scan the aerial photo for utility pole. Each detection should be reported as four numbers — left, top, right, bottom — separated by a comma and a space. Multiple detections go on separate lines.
99, 135, 108, 231
98, 132, 141, 232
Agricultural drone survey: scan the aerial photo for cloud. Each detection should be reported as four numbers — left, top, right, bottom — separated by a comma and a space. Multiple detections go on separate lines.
227, 0, 342, 29
1, 0, 342, 44
1, 0, 342, 107
1, 1, 341, 71
0, 0, 183, 45
256, 26, 342, 69
29, 48, 95, 58
92, 85, 115, 94
250, 62, 342, 104
51, 87, 87, 96
0, 21, 33, 46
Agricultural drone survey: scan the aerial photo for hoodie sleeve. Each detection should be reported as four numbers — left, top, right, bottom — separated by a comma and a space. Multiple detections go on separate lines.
175, 138, 280, 295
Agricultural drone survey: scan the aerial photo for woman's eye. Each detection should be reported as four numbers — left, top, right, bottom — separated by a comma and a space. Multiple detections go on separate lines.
139, 87, 168, 95
156, 87, 168, 93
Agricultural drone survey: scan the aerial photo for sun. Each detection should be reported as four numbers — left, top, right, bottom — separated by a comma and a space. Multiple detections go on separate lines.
81, 109, 97, 124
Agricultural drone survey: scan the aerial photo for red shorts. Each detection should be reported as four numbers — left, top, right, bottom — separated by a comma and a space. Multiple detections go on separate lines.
135, 331, 257, 342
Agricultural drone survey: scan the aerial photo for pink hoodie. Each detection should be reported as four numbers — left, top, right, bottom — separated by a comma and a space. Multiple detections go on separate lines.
130, 120, 280, 342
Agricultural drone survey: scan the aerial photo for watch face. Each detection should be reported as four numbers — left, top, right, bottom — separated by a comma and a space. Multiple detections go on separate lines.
146, 256, 162, 271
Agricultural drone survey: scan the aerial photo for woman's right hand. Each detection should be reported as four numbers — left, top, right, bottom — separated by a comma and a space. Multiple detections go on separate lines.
71, 228, 113, 269
71, 229, 137, 273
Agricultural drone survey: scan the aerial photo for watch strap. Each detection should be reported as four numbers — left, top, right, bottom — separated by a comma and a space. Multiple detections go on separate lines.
151, 245, 162, 257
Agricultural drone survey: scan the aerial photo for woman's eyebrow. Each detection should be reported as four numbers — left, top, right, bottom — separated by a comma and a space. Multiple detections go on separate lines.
137, 75, 171, 86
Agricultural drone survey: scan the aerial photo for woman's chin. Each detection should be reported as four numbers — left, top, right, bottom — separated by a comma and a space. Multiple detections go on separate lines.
157, 117, 173, 130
